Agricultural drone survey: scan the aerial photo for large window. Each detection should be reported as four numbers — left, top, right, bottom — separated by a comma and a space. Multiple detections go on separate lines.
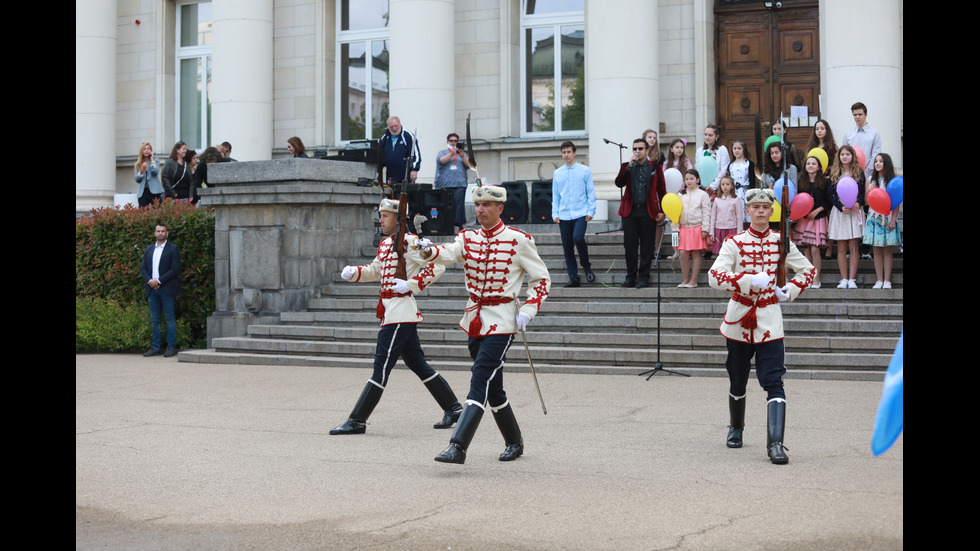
337, 0, 390, 142
521, 0, 585, 135
175, 1, 212, 151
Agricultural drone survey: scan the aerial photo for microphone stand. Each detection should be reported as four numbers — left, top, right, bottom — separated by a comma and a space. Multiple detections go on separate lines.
638, 218, 690, 380
596, 138, 628, 236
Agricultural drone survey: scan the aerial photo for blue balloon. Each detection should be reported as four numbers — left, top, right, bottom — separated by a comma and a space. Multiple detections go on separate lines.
773, 177, 796, 206
887, 177, 903, 210
696, 157, 719, 187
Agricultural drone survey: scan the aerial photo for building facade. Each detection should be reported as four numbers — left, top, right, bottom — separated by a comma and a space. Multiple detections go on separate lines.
76, 0, 903, 215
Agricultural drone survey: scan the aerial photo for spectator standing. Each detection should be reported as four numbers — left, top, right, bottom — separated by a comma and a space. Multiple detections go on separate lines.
141, 224, 182, 358
551, 141, 596, 287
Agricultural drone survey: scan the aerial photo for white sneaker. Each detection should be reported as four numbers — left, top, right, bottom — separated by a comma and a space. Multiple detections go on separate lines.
883, 281, 892, 289
811, 280, 821, 289
837, 279, 848, 289
872, 281, 883, 289
847, 279, 857, 289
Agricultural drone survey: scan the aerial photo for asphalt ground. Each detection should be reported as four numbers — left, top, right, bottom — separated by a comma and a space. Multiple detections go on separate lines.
76, 353, 903, 550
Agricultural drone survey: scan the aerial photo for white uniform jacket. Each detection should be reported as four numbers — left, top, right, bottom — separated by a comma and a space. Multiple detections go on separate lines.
351, 233, 445, 326
708, 226, 814, 343
426, 220, 551, 337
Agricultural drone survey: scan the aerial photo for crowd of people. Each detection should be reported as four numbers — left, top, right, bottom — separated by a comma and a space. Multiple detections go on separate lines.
134, 140, 237, 206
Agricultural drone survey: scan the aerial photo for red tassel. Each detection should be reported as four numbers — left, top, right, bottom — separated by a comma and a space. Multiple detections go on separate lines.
376, 299, 385, 320
468, 314, 483, 338
741, 306, 758, 330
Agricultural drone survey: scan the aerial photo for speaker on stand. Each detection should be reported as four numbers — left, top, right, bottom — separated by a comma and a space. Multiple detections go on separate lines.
530, 181, 553, 223
500, 181, 529, 224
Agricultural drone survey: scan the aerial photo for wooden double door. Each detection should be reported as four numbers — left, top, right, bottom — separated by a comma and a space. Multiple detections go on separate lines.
715, 1, 819, 160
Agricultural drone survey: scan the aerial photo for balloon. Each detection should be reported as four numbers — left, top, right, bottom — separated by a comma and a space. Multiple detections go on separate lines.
661, 193, 682, 224
887, 176, 903, 209
806, 147, 828, 173
696, 157, 719, 186
852, 146, 866, 172
773, 177, 796, 206
664, 168, 684, 194
836, 177, 858, 207
790, 193, 813, 221
867, 187, 891, 215
769, 201, 781, 223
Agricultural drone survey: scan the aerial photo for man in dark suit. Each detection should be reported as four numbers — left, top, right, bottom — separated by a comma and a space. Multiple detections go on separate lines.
140, 224, 181, 357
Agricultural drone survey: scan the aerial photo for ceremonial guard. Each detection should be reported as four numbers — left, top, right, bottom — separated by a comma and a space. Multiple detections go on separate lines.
708, 189, 814, 464
330, 198, 463, 435
419, 184, 551, 464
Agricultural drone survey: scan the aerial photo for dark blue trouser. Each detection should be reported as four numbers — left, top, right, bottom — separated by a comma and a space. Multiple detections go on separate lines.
465, 334, 515, 408
725, 339, 786, 401
147, 288, 176, 350
559, 217, 591, 280
371, 323, 437, 387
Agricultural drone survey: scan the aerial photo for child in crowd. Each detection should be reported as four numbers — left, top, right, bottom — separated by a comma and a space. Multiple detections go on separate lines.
827, 145, 865, 289
673, 169, 712, 287
806, 119, 838, 177
708, 176, 743, 256
862, 153, 901, 289
663, 138, 693, 173
695, 125, 730, 193
727, 139, 756, 224
792, 155, 832, 288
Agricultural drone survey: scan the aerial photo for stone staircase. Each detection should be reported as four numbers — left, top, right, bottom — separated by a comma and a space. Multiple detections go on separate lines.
180, 222, 903, 380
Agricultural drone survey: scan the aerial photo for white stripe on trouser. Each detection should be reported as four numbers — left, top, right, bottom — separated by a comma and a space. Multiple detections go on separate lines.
379, 324, 401, 387
480, 334, 513, 408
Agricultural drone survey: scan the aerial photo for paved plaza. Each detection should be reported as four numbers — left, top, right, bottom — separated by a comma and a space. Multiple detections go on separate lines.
76, 354, 903, 550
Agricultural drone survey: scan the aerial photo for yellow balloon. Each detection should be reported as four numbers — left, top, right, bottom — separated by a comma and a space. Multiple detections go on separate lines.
770, 201, 782, 222
806, 147, 828, 173
662, 193, 682, 223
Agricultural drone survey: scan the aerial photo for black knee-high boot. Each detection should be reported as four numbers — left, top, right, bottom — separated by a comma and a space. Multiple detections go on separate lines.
727, 394, 746, 448
424, 374, 463, 429
767, 398, 789, 464
492, 403, 524, 461
329, 382, 384, 435
434, 403, 484, 464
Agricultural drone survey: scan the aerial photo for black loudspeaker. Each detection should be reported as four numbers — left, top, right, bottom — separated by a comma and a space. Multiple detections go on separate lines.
500, 181, 529, 224
530, 181, 553, 223
407, 188, 456, 236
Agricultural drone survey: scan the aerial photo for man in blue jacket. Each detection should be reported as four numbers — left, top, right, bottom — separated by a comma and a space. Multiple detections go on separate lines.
140, 224, 182, 357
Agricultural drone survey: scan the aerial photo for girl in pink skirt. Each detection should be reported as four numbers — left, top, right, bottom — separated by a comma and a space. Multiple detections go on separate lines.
673, 169, 712, 287
793, 155, 832, 288
708, 175, 743, 255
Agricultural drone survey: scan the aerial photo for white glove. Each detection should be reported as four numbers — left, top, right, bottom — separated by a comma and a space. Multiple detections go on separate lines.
341, 266, 356, 281
415, 238, 433, 252
392, 278, 410, 294
750, 272, 772, 289
516, 311, 531, 332
774, 285, 790, 302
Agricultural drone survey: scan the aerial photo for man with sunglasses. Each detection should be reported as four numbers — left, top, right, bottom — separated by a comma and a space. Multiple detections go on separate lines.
434, 132, 474, 231
614, 138, 667, 288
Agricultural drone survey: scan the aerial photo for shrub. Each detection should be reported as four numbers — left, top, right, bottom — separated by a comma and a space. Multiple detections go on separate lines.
75, 297, 192, 352
76, 199, 214, 350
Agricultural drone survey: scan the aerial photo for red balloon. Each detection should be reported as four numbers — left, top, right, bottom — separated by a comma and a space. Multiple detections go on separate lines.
867, 187, 891, 215
789, 193, 814, 221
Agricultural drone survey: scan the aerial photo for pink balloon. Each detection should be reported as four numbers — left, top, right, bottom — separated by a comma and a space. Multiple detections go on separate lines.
837, 177, 858, 207
790, 193, 814, 221
852, 146, 866, 173
867, 187, 891, 215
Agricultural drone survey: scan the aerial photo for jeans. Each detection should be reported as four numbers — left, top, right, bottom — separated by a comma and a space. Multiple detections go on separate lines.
147, 288, 177, 350
559, 217, 591, 280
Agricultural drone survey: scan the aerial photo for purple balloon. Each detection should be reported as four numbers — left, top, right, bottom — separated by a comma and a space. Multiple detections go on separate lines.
837, 177, 858, 207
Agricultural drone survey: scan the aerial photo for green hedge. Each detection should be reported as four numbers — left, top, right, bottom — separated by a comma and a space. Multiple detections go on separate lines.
76, 199, 215, 351
75, 297, 193, 352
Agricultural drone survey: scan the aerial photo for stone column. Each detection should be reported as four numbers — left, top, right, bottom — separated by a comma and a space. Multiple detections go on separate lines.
388, 0, 456, 183
76, 0, 117, 213
585, 0, 659, 204
212, 0, 274, 161
822, 0, 903, 172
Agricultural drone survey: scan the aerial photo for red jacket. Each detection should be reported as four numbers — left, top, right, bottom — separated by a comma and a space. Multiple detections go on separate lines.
615, 161, 666, 219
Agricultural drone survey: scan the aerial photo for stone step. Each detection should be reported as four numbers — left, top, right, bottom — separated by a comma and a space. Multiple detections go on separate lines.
242, 324, 900, 355
178, 347, 887, 381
